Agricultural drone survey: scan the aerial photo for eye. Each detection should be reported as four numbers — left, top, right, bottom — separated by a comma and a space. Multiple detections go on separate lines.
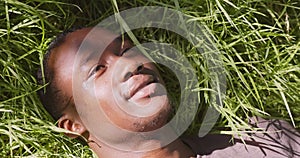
119, 47, 130, 56
88, 64, 106, 78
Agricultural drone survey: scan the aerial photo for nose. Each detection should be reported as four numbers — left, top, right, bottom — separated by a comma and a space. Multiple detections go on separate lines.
123, 64, 144, 81
136, 64, 144, 73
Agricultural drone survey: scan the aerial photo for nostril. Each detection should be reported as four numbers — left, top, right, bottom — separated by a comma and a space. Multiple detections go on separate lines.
124, 72, 133, 81
137, 64, 144, 72
123, 64, 144, 81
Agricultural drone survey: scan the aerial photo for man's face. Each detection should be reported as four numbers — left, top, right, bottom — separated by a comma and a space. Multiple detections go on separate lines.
49, 28, 171, 133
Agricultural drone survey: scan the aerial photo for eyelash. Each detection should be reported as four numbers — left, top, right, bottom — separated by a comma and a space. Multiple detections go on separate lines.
89, 64, 106, 78
88, 42, 131, 78
119, 47, 130, 56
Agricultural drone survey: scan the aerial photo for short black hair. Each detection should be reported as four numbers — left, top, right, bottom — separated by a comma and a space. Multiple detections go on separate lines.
37, 26, 83, 121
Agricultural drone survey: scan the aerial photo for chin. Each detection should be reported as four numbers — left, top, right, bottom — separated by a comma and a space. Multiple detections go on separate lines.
130, 99, 172, 132
107, 93, 172, 132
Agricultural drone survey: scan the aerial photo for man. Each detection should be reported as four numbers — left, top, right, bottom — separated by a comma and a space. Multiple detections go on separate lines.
37, 27, 300, 158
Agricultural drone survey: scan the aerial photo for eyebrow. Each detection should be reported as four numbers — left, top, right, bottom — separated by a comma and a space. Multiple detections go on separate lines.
79, 41, 103, 67
79, 35, 129, 67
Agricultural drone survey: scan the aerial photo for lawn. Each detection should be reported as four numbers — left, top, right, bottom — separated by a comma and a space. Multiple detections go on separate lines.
0, 0, 299, 157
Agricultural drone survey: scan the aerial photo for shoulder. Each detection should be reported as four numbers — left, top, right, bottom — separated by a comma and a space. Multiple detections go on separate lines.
244, 116, 300, 157
182, 117, 300, 158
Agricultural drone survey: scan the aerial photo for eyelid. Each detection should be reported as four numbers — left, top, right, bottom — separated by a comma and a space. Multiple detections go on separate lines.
88, 64, 106, 78
119, 47, 131, 56
119, 40, 133, 56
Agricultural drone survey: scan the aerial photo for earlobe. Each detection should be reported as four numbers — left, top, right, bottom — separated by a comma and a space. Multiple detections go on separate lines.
58, 114, 86, 139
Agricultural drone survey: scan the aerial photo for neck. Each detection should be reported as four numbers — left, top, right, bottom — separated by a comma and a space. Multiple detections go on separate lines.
88, 136, 195, 158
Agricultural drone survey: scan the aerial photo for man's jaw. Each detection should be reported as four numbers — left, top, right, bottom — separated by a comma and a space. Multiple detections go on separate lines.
114, 68, 171, 131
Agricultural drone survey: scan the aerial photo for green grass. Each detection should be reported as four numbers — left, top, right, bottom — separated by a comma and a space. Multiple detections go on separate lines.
0, 0, 299, 157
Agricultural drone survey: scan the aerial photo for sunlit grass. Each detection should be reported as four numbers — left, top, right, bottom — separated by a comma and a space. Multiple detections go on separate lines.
0, 0, 299, 157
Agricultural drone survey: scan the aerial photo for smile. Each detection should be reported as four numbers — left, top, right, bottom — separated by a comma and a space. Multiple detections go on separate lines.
124, 74, 159, 100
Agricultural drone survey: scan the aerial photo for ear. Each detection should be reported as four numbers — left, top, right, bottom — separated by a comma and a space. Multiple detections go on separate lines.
58, 114, 87, 139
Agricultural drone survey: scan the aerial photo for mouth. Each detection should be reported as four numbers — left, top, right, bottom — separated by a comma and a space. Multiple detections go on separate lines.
125, 74, 159, 100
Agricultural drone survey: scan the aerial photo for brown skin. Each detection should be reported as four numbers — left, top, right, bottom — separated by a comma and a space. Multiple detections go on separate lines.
48, 28, 195, 158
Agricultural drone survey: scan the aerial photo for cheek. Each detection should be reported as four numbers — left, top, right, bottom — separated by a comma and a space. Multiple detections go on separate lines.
94, 80, 113, 108
93, 78, 139, 130
93, 78, 124, 119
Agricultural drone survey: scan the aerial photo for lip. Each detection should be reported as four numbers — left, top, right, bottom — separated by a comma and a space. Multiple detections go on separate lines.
124, 74, 158, 100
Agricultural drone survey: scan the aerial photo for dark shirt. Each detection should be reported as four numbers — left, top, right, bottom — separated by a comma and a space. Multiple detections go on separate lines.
182, 117, 300, 158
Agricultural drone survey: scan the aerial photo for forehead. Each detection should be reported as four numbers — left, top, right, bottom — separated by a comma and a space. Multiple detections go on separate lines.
48, 28, 120, 95
50, 27, 120, 69
63, 28, 120, 53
